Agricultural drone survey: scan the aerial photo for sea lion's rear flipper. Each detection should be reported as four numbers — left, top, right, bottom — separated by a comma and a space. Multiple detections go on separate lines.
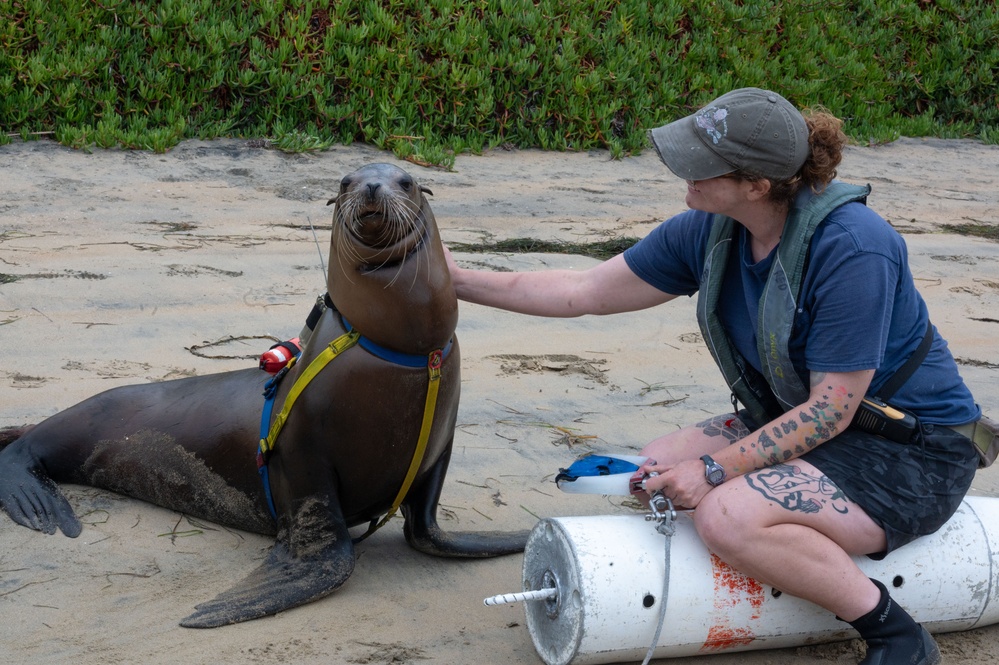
0, 442, 82, 537
180, 497, 355, 628
402, 446, 529, 557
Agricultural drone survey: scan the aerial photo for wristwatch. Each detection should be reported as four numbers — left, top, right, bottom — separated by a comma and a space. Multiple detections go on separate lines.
701, 455, 726, 487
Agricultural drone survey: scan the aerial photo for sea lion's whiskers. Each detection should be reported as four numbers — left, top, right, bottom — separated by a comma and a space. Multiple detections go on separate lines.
334, 168, 433, 283
306, 215, 327, 281
330, 219, 358, 285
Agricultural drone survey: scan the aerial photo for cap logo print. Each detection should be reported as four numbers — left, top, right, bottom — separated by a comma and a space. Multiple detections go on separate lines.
695, 106, 728, 145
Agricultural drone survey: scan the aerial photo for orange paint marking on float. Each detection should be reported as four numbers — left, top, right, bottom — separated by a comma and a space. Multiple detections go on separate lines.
710, 553, 765, 614
703, 625, 756, 652
700, 553, 764, 652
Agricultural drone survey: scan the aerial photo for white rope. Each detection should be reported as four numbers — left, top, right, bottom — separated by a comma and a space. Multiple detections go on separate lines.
642, 496, 676, 665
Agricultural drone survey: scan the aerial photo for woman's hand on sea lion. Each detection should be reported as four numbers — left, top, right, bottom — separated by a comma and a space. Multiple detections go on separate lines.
442, 242, 472, 301
441, 242, 460, 279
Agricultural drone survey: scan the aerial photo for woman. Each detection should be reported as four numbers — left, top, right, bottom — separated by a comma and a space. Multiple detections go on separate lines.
447, 88, 982, 664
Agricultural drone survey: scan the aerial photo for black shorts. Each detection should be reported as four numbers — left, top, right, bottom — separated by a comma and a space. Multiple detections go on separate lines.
738, 410, 979, 557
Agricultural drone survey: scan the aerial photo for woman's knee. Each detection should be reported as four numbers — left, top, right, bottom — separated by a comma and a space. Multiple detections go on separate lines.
693, 486, 755, 554
639, 414, 741, 463
638, 430, 688, 465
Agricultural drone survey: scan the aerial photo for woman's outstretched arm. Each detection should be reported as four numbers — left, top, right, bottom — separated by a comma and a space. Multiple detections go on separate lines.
445, 249, 677, 317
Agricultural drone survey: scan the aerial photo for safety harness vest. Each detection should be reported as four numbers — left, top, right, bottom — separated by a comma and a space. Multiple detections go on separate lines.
696, 181, 871, 426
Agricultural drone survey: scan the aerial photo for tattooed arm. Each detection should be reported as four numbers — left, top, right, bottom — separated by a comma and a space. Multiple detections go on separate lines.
641, 368, 874, 509
720, 368, 875, 475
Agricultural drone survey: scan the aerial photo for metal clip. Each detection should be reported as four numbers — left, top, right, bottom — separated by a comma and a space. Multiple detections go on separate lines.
646, 490, 676, 523
638, 471, 676, 535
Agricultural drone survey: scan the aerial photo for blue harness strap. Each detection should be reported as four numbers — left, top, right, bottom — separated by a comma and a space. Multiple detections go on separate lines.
342, 316, 453, 368
257, 362, 296, 519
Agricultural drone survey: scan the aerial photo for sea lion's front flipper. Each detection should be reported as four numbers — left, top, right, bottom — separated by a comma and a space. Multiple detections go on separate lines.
180, 497, 355, 628
402, 446, 529, 558
0, 442, 82, 537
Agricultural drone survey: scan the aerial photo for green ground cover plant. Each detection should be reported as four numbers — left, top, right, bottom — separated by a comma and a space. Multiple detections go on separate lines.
2, 0, 996, 166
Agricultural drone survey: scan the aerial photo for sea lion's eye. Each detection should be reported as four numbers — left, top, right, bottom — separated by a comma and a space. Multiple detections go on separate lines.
399, 178, 413, 191
340, 176, 352, 190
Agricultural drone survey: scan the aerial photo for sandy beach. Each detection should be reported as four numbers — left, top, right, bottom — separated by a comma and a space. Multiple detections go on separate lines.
1, 136, 998, 664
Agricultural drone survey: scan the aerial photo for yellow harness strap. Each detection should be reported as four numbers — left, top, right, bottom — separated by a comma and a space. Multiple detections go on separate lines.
259, 331, 444, 542
369, 348, 444, 534
259, 330, 360, 457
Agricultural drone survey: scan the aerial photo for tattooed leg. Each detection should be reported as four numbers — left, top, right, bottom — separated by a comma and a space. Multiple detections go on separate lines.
745, 463, 852, 515
692, 459, 888, 621
694, 413, 751, 442
639, 413, 750, 466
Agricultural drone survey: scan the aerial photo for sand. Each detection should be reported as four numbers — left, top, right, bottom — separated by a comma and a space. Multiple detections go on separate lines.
1, 137, 997, 664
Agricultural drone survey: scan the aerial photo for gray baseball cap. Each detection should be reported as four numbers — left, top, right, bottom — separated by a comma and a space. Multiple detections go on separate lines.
649, 88, 809, 181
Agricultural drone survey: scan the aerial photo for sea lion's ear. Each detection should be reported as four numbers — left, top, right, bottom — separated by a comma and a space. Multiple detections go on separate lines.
420, 185, 433, 197
326, 194, 338, 206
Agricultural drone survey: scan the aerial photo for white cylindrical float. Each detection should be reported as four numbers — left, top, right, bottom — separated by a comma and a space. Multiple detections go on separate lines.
519, 496, 999, 665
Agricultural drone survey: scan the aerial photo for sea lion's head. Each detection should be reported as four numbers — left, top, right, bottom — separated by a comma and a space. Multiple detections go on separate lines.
325, 163, 455, 353
327, 163, 433, 270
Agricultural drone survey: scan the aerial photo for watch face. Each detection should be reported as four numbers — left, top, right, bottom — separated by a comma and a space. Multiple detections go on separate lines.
702, 456, 725, 485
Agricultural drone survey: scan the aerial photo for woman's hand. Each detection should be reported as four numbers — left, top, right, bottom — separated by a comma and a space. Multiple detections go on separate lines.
441, 242, 461, 280
635, 458, 715, 510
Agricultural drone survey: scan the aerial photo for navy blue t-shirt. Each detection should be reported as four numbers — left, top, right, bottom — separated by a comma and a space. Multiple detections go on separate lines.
623, 198, 978, 425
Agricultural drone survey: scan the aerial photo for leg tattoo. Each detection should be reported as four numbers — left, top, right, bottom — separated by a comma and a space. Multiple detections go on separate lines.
696, 414, 751, 443
746, 463, 851, 515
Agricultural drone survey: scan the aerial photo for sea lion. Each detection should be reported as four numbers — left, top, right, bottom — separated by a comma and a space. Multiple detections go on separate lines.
0, 162, 528, 628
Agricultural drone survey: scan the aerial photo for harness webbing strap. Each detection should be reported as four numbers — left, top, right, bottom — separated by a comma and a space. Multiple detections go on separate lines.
359, 348, 444, 540
341, 315, 454, 368
257, 331, 360, 518
261, 330, 359, 456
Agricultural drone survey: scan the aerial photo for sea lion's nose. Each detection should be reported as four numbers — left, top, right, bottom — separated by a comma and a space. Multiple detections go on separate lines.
366, 182, 381, 198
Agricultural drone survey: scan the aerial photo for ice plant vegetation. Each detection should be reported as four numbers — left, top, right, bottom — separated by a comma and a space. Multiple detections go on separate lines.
1, 0, 996, 166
